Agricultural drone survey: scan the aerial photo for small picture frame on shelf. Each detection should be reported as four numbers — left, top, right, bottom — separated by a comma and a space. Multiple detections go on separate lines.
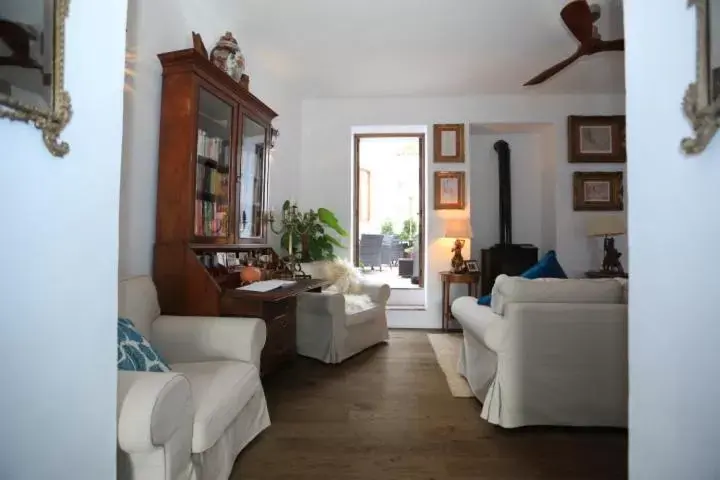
226, 252, 239, 267
465, 260, 480, 273
568, 115, 626, 163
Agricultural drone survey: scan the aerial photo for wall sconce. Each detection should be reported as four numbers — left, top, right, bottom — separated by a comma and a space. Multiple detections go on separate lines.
270, 128, 280, 149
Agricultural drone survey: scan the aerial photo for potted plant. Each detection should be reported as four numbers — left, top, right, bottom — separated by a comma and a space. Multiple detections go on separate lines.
279, 200, 348, 262
398, 217, 418, 257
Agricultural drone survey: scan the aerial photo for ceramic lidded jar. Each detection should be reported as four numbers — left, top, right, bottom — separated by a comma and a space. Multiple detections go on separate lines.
209, 32, 246, 82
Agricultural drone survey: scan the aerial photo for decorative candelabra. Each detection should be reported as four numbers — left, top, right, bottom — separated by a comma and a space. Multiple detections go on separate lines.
264, 201, 311, 277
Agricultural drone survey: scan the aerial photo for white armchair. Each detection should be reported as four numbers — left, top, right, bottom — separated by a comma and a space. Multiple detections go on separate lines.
451, 275, 628, 429
117, 371, 194, 480
296, 281, 390, 364
117, 276, 270, 480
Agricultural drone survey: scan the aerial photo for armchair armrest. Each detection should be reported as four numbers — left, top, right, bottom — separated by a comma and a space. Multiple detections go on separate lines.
297, 291, 345, 317
356, 281, 391, 305
296, 291, 348, 363
117, 371, 192, 454
152, 315, 266, 369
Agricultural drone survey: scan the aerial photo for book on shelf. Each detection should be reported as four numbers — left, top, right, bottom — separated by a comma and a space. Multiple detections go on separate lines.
197, 129, 230, 166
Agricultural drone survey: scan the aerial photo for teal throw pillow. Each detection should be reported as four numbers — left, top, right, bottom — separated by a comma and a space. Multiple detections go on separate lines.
117, 317, 171, 372
520, 250, 567, 280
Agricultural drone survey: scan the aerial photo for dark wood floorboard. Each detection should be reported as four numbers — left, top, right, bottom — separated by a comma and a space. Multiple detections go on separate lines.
231, 330, 627, 480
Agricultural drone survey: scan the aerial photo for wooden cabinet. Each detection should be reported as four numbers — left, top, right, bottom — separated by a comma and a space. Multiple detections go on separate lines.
155, 48, 276, 247
153, 48, 316, 375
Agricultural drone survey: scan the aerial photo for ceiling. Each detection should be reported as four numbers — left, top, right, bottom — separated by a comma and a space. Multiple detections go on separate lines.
236, 0, 626, 98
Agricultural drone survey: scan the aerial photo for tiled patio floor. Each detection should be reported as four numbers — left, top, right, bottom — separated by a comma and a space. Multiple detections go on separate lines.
360, 266, 419, 289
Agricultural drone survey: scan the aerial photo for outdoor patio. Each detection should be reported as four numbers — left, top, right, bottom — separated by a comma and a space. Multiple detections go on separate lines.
360, 265, 419, 289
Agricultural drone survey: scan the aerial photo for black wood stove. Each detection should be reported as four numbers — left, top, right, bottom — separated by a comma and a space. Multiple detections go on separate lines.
479, 140, 539, 295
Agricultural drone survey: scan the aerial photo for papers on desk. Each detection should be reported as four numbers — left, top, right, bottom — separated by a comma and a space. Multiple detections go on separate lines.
235, 279, 296, 292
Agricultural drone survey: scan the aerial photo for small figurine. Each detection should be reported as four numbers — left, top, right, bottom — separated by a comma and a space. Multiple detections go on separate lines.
602, 237, 624, 273
450, 240, 466, 273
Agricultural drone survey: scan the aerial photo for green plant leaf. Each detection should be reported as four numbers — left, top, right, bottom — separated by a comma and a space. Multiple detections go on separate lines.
282, 200, 291, 211
317, 208, 348, 236
324, 234, 346, 249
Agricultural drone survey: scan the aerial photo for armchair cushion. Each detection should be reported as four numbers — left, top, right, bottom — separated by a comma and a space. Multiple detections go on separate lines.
117, 318, 170, 372
171, 361, 262, 453
151, 315, 266, 370
117, 371, 192, 453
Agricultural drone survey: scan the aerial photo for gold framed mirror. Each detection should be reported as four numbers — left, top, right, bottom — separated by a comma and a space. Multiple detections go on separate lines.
682, 0, 720, 154
0, 0, 72, 157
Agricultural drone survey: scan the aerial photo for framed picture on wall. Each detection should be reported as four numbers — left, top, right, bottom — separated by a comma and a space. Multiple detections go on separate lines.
434, 171, 466, 210
568, 116, 626, 163
433, 124, 465, 163
573, 171, 624, 211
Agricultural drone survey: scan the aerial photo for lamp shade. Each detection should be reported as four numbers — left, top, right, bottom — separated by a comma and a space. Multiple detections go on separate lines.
445, 218, 473, 238
586, 215, 626, 237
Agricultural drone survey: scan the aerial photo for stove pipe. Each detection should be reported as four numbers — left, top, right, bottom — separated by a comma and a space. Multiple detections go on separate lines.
493, 140, 512, 246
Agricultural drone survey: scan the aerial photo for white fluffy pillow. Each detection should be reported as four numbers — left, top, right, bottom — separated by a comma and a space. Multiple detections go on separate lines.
321, 258, 362, 294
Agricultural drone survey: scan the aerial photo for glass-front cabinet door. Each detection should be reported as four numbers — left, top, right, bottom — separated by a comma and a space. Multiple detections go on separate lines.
193, 87, 233, 242
236, 115, 269, 243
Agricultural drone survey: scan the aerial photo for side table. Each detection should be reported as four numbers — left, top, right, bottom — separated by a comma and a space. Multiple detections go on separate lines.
585, 270, 628, 279
440, 271, 481, 332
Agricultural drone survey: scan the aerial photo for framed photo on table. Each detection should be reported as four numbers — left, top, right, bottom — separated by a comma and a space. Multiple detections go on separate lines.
568, 116, 626, 163
465, 260, 480, 273
434, 171, 465, 210
573, 171, 624, 211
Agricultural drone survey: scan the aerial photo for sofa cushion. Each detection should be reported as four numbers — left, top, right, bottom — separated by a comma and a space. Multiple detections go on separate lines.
171, 361, 262, 453
490, 275, 624, 315
117, 318, 171, 372
615, 278, 628, 304
477, 250, 567, 306
119, 276, 161, 340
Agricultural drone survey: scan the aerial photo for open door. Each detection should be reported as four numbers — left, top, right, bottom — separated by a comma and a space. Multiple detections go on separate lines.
353, 133, 425, 289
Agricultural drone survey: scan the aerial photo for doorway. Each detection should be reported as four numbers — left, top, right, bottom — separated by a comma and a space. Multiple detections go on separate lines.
353, 134, 425, 290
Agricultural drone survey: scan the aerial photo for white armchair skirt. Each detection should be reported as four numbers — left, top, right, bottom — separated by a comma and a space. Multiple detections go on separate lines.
297, 283, 390, 364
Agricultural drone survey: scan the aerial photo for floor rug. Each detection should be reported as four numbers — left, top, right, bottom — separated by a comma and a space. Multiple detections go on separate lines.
427, 333, 474, 398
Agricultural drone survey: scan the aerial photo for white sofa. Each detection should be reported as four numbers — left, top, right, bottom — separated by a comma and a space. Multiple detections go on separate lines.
295, 263, 390, 364
117, 276, 270, 480
451, 275, 628, 429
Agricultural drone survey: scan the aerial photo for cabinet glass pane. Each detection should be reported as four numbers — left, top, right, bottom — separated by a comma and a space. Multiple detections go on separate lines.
237, 116, 267, 239
194, 88, 232, 238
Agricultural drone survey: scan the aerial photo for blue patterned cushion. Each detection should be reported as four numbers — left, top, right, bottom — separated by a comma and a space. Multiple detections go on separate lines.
117, 318, 171, 372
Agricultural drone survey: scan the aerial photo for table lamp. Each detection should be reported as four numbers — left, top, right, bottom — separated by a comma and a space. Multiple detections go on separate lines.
587, 215, 626, 273
445, 218, 473, 273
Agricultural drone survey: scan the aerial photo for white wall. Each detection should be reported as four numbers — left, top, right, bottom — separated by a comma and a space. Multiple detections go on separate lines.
120, 0, 302, 277
625, 1, 720, 478
0, 0, 127, 477
301, 95, 625, 328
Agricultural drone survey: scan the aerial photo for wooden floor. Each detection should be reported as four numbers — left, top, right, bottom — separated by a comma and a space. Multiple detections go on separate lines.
232, 331, 627, 480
